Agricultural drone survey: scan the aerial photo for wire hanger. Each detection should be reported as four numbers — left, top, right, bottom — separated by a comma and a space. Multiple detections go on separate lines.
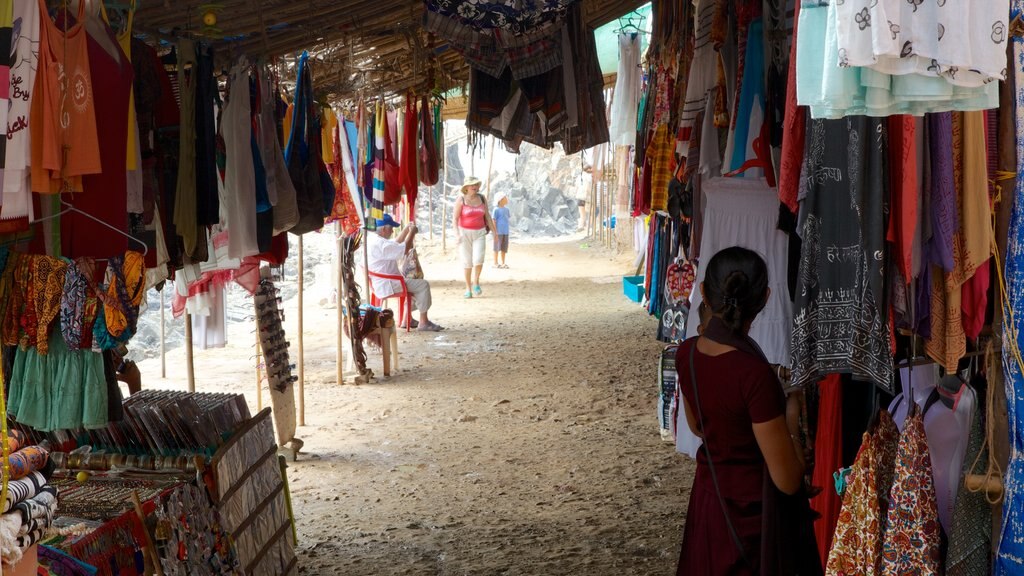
614, 10, 647, 35
32, 200, 149, 260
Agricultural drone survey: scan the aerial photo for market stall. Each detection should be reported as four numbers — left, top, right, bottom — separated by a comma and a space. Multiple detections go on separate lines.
616, 1, 1022, 574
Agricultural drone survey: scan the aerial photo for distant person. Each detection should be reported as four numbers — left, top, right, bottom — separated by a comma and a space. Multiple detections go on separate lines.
492, 192, 511, 269
454, 176, 495, 298
367, 215, 444, 332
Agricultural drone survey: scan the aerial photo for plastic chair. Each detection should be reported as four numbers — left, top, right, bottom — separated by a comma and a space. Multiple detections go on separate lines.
367, 270, 413, 332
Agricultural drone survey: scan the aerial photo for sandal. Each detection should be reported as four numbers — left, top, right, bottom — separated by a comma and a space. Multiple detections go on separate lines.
464, 290, 473, 299
473, 285, 482, 296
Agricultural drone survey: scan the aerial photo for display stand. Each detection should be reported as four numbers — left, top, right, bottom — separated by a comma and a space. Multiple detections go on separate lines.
208, 408, 298, 575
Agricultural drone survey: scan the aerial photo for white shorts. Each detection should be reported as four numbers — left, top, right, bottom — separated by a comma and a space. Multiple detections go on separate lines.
459, 228, 487, 268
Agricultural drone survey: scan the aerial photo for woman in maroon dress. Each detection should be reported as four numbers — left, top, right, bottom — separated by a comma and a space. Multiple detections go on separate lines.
676, 247, 807, 575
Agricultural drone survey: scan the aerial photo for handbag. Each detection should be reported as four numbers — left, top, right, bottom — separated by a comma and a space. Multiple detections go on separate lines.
284, 52, 328, 236
400, 248, 424, 280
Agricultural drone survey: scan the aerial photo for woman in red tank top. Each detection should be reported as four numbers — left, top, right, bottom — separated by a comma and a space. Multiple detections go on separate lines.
453, 176, 495, 298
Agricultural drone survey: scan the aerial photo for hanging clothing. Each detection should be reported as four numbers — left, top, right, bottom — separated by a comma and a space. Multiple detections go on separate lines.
60, 8, 131, 262
677, 0, 719, 160
419, 96, 440, 186
825, 411, 900, 575
686, 177, 793, 366
609, 33, 641, 147
810, 374, 843, 571
194, 43, 220, 228
889, 365, 976, 536
998, 12, 1024, 570
222, 59, 259, 258
2, 0, 40, 231
30, 0, 100, 194
778, 1, 805, 214
795, 2, 999, 119
833, 0, 1008, 87
399, 97, 418, 214
880, 411, 942, 575
259, 70, 298, 236
946, 399, 992, 576
790, 117, 893, 392
173, 38, 199, 258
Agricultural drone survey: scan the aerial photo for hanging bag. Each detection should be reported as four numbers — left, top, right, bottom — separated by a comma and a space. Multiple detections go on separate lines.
419, 96, 440, 186
284, 51, 327, 235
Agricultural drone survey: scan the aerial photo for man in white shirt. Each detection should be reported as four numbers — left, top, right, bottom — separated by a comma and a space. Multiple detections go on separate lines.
367, 215, 444, 332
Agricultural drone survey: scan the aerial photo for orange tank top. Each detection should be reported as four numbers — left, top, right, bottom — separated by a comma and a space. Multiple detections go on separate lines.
31, 0, 101, 194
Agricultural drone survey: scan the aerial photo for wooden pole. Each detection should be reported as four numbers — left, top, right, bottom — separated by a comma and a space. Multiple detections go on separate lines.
486, 136, 495, 196
442, 148, 449, 253
429, 184, 434, 240
336, 223, 344, 387
297, 236, 305, 427
184, 312, 195, 393
256, 321, 263, 411
159, 288, 166, 379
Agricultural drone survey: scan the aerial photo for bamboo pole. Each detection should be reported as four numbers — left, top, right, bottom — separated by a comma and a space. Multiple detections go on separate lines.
256, 321, 263, 411
184, 312, 195, 393
486, 136, 495, 196
160, 288, 166, 379
336, 223, 344, 387
442, 150, 449, 253
297, 236, 305, 427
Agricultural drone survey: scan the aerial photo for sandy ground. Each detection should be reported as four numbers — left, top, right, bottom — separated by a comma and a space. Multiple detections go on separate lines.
136, 231, 695, 576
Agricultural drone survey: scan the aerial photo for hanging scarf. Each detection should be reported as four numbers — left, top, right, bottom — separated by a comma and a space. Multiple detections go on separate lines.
60, 259, 89, 350
399, 96, 419, 215
27, 256, 67, 354
371, 101, 387, 220
101, 251, 145, 339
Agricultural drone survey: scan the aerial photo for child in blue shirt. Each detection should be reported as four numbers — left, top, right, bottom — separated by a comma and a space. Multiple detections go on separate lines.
492, 194, 511, 268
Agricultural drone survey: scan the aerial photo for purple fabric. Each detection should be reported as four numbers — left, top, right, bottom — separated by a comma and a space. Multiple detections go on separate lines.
914, 263, 932, 339
927, 113, 957, 273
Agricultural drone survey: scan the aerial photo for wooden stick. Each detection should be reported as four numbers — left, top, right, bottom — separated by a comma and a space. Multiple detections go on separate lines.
184, 312, 195, 393
429, 182, 434, 240
256, 321, 263, 412
336, 223, 344, 387
486, 135, 495, 196
160, 288, 166, 379
130, 490, 164, 576
297, 236, 305, 427
442, 146, 449, 254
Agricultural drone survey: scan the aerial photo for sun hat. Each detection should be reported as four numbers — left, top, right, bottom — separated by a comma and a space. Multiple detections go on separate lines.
460, 176, 482, 192
375, 214, 401, 228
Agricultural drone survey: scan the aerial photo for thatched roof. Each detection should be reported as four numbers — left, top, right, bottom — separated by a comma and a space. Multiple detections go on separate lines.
134, 0, 646, 101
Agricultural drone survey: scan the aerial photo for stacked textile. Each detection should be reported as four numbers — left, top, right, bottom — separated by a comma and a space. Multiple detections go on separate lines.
0, 442, 56, 568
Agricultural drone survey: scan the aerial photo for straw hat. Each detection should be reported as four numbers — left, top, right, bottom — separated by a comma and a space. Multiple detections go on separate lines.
460, 176, 482, 192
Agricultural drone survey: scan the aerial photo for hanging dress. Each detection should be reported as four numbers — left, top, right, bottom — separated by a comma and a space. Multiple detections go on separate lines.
222, 58, 259, 258
790, 116, 893, 392
609, 32, 641, 147
825, 411, 900, 575
880, 410, 942, 574
30, 0, 101, 194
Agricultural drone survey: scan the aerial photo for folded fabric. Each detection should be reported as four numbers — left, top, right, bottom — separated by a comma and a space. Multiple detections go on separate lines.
14, 485, 57, 536
8, 445, 48, 480
0, 512, 22, 566
0, 471, 46, 513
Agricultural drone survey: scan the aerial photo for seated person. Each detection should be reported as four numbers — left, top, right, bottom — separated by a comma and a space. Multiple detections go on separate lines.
366, 215, 444, 332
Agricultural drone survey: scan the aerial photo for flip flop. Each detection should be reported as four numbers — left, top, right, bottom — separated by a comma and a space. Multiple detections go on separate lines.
473, 285, 482, 296
418, 322, 444, 332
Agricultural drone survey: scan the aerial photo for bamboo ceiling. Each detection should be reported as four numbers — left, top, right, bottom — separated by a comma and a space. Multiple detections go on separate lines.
133, 0, 648, 102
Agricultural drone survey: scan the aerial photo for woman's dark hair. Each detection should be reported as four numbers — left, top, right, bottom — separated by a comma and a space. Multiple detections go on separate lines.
703, 247, 769, 334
